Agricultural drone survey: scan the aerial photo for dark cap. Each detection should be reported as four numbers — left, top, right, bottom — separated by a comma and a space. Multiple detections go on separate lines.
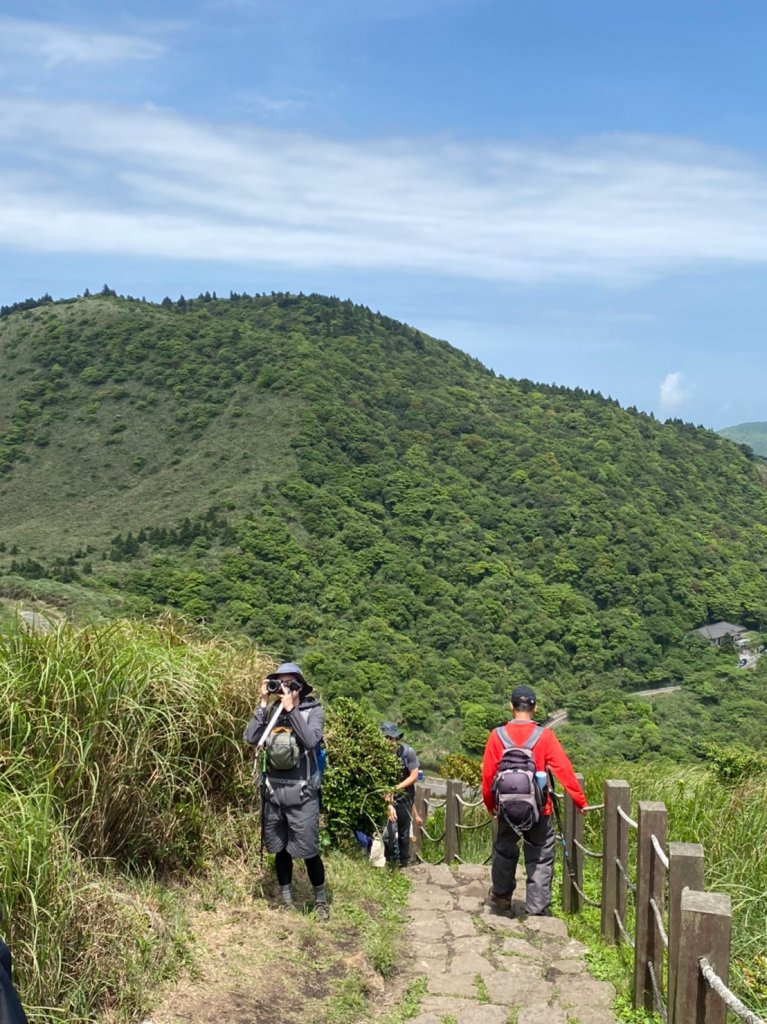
267, 661, 312, 694
381, 721, 403, 740
511, 685, 536, 706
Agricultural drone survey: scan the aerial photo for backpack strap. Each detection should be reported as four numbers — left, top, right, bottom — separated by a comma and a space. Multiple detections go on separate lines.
298, 707, 320, 781
495, 724, 545, 751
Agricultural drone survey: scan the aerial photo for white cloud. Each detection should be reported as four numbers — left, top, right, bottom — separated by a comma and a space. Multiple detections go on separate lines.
659, 372, 691, 410
0, 17, 163, 67
4, 98, 767, 284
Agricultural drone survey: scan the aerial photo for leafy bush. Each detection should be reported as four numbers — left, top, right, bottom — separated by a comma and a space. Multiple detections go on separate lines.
322, 697, 401, 844
438, 752, 482, 787
705, 742, 767, 782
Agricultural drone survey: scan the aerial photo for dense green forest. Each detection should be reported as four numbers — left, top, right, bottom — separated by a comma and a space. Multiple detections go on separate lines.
719, 420, 767, 458
2, 290, 767, 764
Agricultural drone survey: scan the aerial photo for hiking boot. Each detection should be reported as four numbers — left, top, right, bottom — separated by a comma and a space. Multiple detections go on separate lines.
313, 884, 330, 922
530, 907, 552, 917
277, 884, 293, 911
314, 901, 330, 922
486, 888, 512, 914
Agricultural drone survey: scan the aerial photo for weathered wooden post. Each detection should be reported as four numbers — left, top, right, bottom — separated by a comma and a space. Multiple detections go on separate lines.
673, 889, 731, 1024
633, 801, 667, 1010
413, 783, 429, 856
562, 772, 584, 913
444, 779, 462, 864
601, 779, 630, 942
667, 842, 704, 1024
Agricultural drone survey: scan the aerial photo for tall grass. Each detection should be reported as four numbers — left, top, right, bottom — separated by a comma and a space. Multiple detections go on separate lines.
0, 615, 270, 1021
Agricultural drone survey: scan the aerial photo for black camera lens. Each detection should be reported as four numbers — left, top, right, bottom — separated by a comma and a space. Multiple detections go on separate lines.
266, 678, 281, 693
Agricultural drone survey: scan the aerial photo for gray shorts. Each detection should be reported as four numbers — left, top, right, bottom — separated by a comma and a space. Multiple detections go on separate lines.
263, 781, 321, 860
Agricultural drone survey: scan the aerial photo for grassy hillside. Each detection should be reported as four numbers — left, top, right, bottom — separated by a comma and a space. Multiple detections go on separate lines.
719, 420, 767, 458
2, 291, 767, 763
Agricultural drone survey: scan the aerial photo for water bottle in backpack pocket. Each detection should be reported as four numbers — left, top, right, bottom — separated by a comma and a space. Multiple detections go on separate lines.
491, 725, 547, 833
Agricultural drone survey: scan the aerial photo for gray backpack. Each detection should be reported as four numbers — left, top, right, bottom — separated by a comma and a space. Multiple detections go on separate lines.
492, 726, 546, 833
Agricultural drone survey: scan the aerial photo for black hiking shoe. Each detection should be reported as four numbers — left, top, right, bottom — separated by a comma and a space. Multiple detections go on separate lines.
487, 888, 512, 914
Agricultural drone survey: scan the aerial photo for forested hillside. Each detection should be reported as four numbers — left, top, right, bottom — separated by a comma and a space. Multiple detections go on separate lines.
2, 291, 767, 763
719, 421, 767, 458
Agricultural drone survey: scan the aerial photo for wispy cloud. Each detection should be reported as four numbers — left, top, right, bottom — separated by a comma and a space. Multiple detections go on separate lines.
659, 372, 691, 410
236, 91, 310, 114
0, 17, 163, 68
3, 98, 767, 284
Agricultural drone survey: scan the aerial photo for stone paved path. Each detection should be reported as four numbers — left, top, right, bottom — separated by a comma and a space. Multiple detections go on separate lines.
405, 862, 617, 1024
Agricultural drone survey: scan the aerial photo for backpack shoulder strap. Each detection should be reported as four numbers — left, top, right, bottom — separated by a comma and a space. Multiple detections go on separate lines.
525, 725, 545, 751
496, 724, 544, 751
495, 725, 514, 749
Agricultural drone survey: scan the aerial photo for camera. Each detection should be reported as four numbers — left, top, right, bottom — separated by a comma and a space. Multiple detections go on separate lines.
266, 678, 301, 694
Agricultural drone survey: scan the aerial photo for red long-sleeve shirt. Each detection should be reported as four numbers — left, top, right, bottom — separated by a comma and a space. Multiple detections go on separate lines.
481, 719, 587, 815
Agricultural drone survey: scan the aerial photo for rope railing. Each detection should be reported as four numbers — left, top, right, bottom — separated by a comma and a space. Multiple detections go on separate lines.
615, 856, 637, 893
583, 802, 604, 812
648, 896, 668, 949
614, 909, 636, 948
651, 833, 669, 871
646, 961, 668, 1024
420, 824, 446, 844
617, 805, 638, 829
573, 838, 603, 859
699, 958, 767, 1024
454, 793, 484, 808
455, 819, 492, 831
570, 879, 602, 909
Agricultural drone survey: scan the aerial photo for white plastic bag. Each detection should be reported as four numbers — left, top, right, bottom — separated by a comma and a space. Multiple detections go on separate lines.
369, 836, 386, 868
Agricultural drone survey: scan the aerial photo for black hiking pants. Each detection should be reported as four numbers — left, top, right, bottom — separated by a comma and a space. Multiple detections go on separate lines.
390, 793, 414, 866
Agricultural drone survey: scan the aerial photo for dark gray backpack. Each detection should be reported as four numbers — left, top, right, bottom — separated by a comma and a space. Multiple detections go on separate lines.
492, 725, 546, 833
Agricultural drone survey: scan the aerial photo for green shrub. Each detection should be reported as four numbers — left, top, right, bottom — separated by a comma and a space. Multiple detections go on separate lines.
438, 752, 482, 787
705, 742, 767, 782
322, 697, 401, 844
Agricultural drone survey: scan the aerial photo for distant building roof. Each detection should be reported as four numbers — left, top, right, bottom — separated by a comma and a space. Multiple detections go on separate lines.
694, 621, 746, 641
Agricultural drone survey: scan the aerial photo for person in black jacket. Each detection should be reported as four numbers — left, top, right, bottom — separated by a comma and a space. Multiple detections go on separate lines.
0, 937, 29, 1024
243, 662, 328, 920
381, 722, 419, 867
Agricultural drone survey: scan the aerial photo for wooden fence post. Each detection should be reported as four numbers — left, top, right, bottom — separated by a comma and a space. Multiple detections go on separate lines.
562, 772, 584, 913
667, 842, 704, 1024
444, 779, 462, 864
413, 783, 429, 856
633, 801, 667, 1010
673, 889, 731, 1024
601, 779, 630, 943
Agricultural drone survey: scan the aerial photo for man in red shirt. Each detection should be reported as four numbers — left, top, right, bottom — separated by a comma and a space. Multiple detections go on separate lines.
481, 684, 586, 916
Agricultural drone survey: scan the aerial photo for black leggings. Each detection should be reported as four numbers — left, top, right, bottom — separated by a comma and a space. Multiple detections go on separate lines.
274, 850, 325, 887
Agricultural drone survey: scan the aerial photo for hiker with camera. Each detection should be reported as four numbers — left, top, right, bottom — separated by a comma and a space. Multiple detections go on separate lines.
243, 662, 329, 920
481, 685, 586, 917
380, 722, 420, 867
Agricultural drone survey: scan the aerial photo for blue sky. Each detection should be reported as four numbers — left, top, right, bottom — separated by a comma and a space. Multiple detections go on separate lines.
2, 1, 767, 429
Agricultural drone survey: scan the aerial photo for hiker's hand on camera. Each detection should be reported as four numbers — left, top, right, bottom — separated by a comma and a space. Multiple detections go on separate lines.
259, 678, 270, 706
280, 685, 300, 712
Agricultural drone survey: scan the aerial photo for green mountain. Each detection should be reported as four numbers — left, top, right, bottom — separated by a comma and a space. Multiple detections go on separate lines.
718, 421, 767, 458
2, 291, 767, 763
